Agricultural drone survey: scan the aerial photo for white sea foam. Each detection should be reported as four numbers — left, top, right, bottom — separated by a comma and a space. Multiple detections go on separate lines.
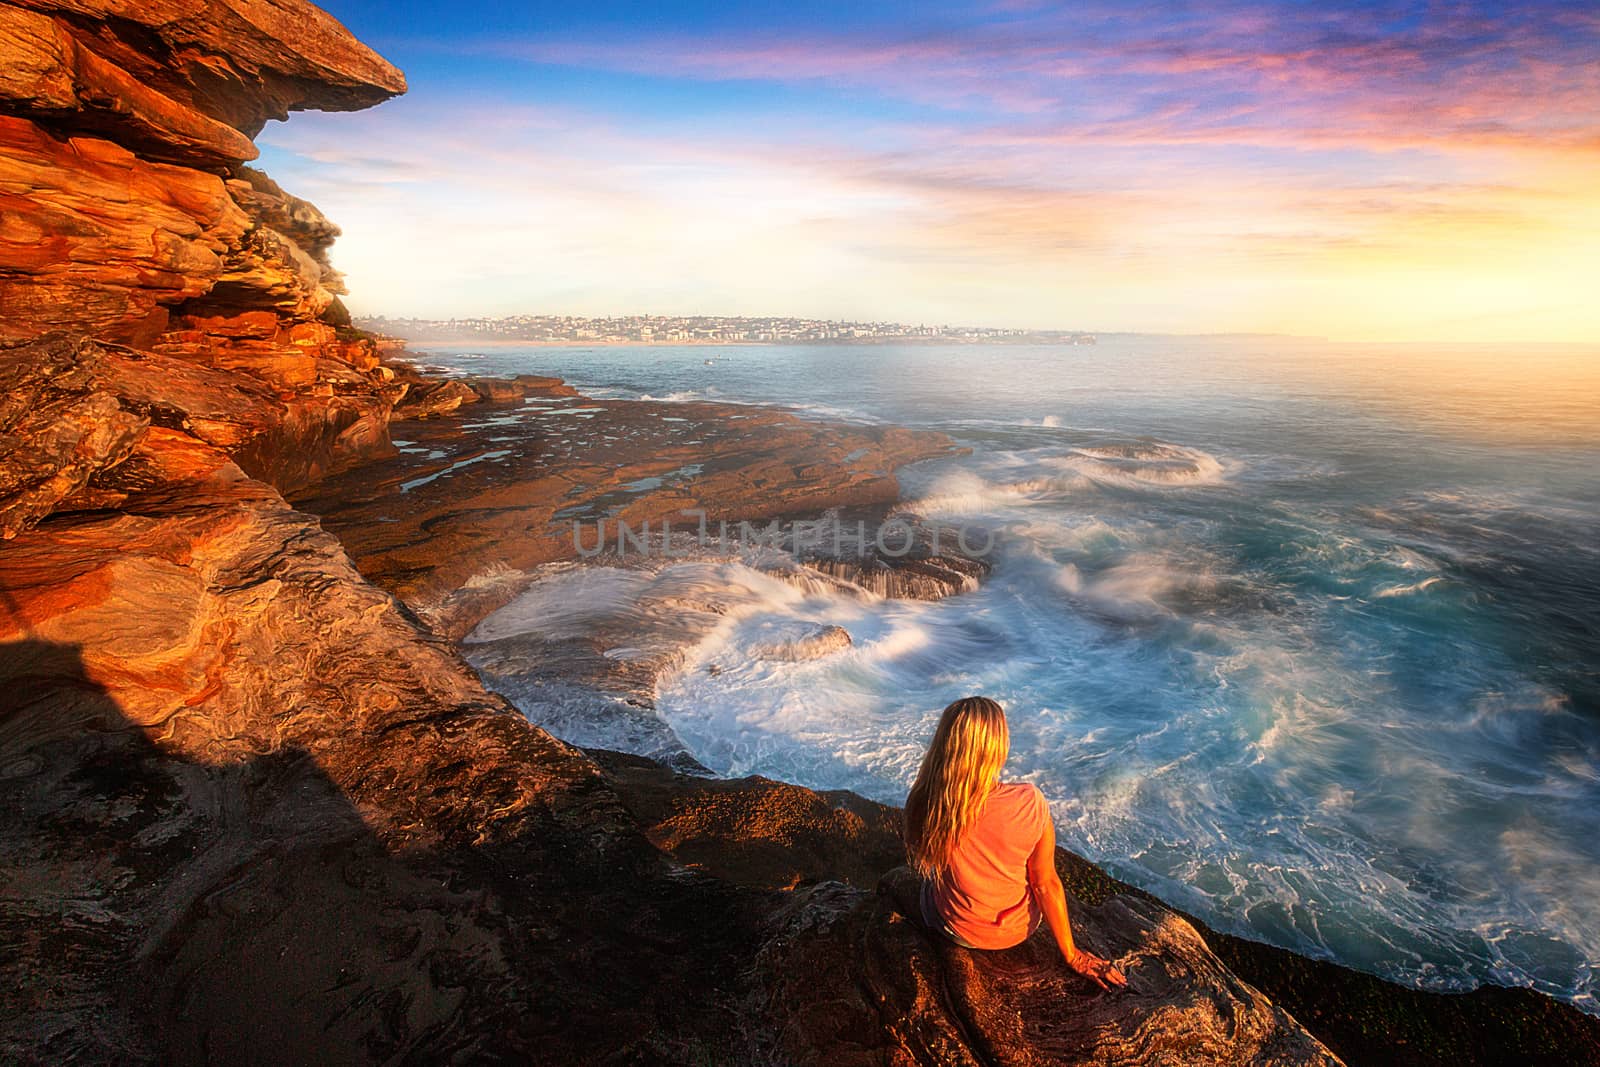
1375, 576, 1445, 598
902, 438, 1223, 518
466, 565, 655, 643
637, 390, 708, 403
1385, 546, 1441, 572
1058, 555, 1214, 621
902, 469, 1093, 517
863, 620, 935, 662
1050, 441, 1226, 488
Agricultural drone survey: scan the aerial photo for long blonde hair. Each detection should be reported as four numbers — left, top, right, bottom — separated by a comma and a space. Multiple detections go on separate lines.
904, 696, 1010, 879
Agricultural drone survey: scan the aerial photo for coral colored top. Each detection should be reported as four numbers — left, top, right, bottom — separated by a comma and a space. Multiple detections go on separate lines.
927, 782, 1050, 950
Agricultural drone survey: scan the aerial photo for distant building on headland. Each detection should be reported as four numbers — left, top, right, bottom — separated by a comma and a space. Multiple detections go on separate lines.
357, 313, 1097, 346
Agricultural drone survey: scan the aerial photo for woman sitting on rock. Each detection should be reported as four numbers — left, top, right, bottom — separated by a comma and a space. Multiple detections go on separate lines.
905, 695, 1127, 990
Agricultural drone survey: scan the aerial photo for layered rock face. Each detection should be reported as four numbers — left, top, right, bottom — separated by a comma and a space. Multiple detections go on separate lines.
0, 0, 403, 490
0, 426, 759, 1062
0, 333, 402, 536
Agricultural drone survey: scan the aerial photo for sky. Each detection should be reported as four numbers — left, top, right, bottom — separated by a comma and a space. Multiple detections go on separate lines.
256, 1, 1600, 341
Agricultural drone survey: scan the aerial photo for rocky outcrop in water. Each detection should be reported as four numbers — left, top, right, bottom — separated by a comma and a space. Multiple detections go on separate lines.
753, 620, 853, 662
292, 383, 966, 638
390, 376, 481, 419
789, 511, 995, 600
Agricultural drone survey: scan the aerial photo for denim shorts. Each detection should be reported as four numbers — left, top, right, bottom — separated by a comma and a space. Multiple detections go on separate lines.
920, 878, 983, 949
921, 878, 1042, 950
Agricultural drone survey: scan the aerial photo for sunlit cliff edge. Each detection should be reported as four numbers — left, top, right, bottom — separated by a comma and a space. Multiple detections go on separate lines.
1, 4, 1596, 1065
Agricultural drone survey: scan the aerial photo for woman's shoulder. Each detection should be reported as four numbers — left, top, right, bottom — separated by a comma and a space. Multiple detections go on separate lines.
994, 781, 1049, 819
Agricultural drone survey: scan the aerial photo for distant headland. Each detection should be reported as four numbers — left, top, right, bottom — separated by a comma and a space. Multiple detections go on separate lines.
357, 313, 1099, 345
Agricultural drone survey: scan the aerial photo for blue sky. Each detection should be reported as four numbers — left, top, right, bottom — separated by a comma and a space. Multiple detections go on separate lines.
256, 1, 1600, 339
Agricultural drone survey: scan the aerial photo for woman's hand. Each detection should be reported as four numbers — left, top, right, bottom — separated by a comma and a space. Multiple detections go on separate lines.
1065, 948, 1127, 990
1028, 816, 1129, 992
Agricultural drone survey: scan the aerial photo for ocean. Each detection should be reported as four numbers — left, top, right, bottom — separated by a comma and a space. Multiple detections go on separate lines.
418, 338, 1600, 1011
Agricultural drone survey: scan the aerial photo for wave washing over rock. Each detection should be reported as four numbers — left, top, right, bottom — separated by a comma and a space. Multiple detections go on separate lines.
461, 520, 992, 772
1, 3, 1597, 1065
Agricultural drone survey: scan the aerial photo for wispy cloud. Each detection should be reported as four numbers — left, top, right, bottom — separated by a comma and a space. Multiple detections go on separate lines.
461, 3, 1600, 155
270, 0, 1600, 339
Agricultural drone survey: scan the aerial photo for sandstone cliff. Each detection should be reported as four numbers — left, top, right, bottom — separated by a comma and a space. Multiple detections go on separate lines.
0, 0, 404, 495
1, 3, 1595, 1066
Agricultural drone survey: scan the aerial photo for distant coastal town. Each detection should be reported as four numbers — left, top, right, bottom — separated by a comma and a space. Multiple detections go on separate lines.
357, 314, 1098, 346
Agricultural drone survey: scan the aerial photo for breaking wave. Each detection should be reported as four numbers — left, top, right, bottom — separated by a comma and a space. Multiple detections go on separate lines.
1053, 442, 1226, 488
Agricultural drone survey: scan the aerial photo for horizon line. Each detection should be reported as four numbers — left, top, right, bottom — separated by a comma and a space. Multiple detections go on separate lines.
353, 313, 1600, 346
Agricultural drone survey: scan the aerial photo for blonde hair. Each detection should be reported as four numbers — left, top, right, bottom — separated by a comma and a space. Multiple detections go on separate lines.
904, 696, 1010, 879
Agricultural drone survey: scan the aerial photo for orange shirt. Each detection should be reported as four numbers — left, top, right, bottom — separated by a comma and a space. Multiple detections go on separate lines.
928, 782, 1050, 949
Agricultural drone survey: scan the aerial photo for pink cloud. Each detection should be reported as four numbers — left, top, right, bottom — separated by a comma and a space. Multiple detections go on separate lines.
451, 4, 1599, 159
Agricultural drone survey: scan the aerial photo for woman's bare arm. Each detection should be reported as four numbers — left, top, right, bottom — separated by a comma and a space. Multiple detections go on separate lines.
1027, 814, 1127, 990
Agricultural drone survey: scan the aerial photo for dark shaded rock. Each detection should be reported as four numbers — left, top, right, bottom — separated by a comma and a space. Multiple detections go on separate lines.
755, 872, 1341, 1067
592, 748, 905, 891
319, 293, 352, 327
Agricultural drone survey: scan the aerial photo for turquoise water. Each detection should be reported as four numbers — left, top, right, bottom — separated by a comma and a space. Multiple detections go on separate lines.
419, 339, 1600, 1009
